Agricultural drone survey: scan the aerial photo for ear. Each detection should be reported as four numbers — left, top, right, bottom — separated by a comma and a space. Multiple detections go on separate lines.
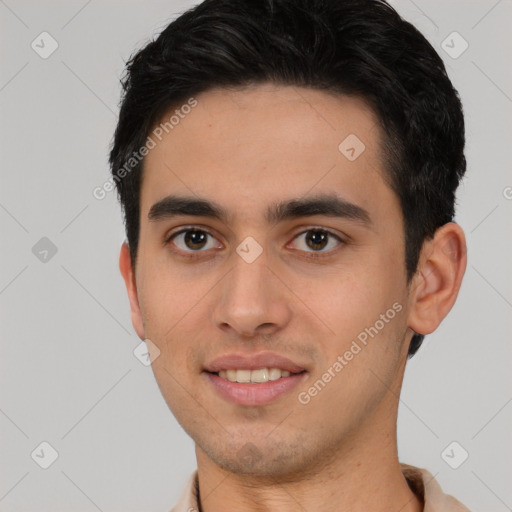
408, 222, 467, 335
119, 242, 145, 340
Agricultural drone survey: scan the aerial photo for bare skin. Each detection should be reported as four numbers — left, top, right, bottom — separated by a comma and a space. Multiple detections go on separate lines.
119, 83, 467, 512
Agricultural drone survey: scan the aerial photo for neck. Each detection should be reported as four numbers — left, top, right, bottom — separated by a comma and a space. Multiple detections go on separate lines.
195, 407, 423, 512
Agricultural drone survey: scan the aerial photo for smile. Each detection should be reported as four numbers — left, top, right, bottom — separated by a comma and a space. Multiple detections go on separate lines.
216, 368, 296, 383
205, 369, 308, 406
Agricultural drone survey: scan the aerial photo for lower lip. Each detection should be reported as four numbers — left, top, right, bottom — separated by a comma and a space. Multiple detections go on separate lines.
205, 371, 308, 406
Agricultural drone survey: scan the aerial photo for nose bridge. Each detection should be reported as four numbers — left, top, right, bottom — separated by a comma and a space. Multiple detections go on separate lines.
226, 247, 271, 311
214, 242, 290, 335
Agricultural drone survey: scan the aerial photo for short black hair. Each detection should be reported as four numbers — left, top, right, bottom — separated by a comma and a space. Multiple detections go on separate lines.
109, 0, 466, 358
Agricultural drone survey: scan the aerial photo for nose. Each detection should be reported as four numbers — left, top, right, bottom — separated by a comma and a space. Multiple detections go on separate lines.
213, 248, 292, 338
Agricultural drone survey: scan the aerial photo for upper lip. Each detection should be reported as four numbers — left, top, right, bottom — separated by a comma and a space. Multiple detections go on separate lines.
204, 351, 307, 374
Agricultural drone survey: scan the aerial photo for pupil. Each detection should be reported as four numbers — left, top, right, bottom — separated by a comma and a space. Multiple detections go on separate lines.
185, 230, 207, 250
307, 230, 327, 250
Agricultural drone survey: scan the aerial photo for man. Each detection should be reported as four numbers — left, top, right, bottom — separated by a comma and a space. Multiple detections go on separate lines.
111, 0, 471, 510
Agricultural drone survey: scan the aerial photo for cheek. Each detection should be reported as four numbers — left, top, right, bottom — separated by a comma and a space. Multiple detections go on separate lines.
298, 283, 408, 423
137, 268, 210, 366
320, 267, 382, 325
138, 261, 196, 318
317, 261, 406, 353
136, 272, 182, 350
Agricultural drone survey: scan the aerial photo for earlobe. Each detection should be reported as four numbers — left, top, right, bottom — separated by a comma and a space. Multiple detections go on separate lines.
119, 242, 145, 339
408, 222, 467, 335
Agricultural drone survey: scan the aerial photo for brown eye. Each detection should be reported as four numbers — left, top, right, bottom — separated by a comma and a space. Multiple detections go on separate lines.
305, 230, 329, 250
290, 228, 342, 255
183, 230, 208, 250
167, 229, 220, 254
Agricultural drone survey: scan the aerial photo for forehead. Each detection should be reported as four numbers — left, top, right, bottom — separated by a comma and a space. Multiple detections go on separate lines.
140, 83, 397, 227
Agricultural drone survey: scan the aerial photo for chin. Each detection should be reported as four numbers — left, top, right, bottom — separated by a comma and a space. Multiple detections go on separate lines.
199, 435, 315, 478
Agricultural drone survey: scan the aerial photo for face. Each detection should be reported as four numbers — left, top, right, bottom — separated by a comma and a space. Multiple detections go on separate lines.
123, 83, 416, 476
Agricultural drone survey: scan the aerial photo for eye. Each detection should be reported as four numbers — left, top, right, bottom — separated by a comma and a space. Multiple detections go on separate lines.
165, 226, 344, 259
289, 228, 343, 256
166, 228, 221, 255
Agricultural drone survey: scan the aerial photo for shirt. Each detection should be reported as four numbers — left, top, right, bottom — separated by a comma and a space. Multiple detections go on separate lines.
170, 463, 472, 512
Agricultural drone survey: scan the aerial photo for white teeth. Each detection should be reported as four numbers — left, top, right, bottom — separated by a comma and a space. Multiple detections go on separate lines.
250, 368, 268, 383
217, 368, 294, 383
235, 369, 251, 383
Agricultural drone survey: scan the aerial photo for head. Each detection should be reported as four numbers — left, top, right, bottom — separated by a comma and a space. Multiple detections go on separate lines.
112, 0, 467, 477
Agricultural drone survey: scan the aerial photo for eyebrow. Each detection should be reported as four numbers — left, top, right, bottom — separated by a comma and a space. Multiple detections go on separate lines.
148, 193, 372, 227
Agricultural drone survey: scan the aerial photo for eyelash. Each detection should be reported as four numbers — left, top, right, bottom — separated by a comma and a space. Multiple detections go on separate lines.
164, 226, 345, 260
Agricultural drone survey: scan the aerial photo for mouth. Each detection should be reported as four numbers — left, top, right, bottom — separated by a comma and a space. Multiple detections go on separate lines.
203, 351, 309, 406
203, 368, 308, 407
208, 367, 305, 383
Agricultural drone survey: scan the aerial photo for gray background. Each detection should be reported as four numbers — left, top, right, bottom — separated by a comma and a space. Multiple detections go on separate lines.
1, 0, 511, 510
